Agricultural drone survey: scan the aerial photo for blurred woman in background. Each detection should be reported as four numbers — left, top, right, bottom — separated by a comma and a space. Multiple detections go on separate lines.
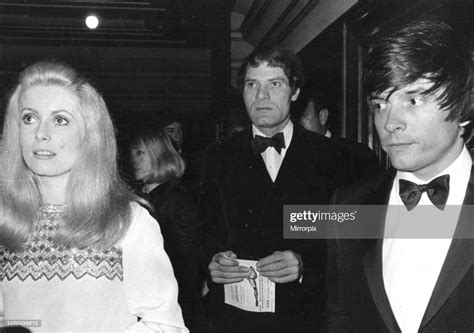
0, 60, 187, 332
130, 129, 200, 331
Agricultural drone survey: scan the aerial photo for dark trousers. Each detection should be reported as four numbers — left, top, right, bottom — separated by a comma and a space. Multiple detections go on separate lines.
207, 293, 321, 333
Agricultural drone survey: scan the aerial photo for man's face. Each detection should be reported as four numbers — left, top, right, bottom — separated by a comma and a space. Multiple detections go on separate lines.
370, 78, 464, 180
243, 62, 299, 136
164, 121, 183, 150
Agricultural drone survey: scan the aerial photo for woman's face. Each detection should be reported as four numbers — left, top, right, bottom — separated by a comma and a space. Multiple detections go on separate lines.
130, 142, 152, 182
19, 85, 84, 181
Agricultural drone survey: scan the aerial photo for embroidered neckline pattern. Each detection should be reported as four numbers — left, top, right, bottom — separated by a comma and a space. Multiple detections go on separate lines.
39, 203, 66, 214
0, 208, 123, 281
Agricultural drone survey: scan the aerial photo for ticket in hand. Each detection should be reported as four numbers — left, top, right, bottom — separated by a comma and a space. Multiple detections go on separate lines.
223, 259, 275, 313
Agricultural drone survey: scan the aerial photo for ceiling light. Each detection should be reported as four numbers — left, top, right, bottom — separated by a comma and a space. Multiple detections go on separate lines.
85, 15, 99, 29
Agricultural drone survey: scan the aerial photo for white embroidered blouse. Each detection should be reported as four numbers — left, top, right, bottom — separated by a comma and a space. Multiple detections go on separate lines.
0, 203, 188, 332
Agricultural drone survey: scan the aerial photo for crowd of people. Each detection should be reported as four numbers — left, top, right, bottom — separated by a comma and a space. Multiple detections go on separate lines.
0, 17, 472, 333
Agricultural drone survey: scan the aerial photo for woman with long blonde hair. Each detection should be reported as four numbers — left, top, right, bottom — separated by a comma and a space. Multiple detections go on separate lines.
0, 60, 188, 332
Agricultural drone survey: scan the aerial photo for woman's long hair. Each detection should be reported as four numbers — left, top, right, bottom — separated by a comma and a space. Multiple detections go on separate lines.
0, 60, 136, 251
131, 129, 185, 185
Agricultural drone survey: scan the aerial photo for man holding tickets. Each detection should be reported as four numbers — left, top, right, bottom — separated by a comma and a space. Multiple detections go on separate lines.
326, 19, 473, 332
198, 46, 350, 332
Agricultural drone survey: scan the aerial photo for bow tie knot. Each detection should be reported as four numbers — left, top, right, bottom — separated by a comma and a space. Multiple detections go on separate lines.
399, 175, 450, 211
251, 132, 286, 154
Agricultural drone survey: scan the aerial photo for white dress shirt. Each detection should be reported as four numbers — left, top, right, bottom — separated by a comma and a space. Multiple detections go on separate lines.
383, 146, 472, 333
252, 121, 293, 182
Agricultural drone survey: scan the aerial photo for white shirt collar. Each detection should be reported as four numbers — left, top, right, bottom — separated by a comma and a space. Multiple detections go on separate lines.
393, 145, 472, 205
251, 120, 293, 182
252, 120, 293, 149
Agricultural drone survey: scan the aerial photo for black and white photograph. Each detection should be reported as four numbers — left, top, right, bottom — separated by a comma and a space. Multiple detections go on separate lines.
0, 0, 472, 332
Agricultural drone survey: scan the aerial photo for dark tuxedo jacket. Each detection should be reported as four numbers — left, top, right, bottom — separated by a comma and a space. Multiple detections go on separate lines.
325, 168, 474, 332
197, 124, 351, 332
331, 136, 379, 183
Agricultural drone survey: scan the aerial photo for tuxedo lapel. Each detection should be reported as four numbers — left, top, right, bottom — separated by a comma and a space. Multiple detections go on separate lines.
420, 166, 474, 329
363, 240, 401, 333
361, 168, 396, 205
273, 126, 309, 187
232, 128, 273, 190
361, 169, 401, 332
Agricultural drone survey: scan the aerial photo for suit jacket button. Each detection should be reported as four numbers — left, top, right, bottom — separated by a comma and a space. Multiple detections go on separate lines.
244, 223, 249, 228
249, 209, 253, 214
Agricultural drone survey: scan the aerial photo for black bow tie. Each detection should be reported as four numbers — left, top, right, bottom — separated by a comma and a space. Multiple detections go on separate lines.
399, 175, 450, 211
251, 132, 286, 154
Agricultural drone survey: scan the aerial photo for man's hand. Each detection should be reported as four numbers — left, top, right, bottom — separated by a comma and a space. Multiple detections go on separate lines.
208, 251, 250, 284
256, 250, 303, 283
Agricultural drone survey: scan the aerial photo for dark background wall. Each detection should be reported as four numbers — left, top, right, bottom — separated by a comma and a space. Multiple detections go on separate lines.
0, 0, 472, 170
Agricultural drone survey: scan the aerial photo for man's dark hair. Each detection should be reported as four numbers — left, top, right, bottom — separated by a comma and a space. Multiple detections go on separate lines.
157, 112, 183, 129
237, 45, 304, 94
365, 19, 472, 123
294, 86, 330, 119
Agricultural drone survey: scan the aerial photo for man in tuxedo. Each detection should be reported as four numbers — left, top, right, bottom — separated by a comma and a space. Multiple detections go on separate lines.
198, 46, 350, 332
296, 87, 379, 182
326, 19, 473, 332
